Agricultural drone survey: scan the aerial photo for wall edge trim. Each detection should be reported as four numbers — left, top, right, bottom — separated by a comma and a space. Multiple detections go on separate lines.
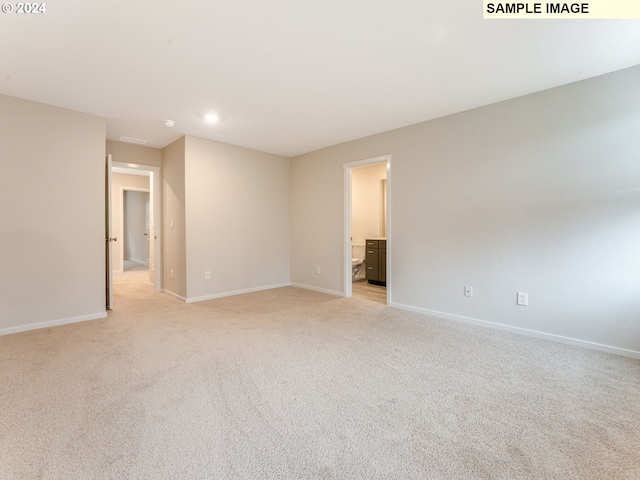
388, 301, 640, 359
163, 289, 187, 302
186, 283, 291, 303
290, 283, 344, 297
0, 312, 108, 337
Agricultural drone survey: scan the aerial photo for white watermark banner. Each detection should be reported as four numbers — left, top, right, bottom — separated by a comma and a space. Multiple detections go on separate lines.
484, 0, 640, 18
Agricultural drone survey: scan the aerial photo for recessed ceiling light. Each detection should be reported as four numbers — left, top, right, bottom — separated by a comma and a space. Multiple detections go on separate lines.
118, 136, 147, 145
204, 113, 219, 123
163, 119, 175, 127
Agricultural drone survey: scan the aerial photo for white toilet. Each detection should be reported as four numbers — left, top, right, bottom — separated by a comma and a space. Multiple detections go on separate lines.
351, 244, 366, 281
352, 257, 363, 281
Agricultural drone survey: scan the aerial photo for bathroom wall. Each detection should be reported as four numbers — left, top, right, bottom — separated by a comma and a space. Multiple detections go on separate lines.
352, 162, 387, 253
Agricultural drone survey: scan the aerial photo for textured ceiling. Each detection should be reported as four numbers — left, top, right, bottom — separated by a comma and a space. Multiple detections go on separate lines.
2, 1, 639, 157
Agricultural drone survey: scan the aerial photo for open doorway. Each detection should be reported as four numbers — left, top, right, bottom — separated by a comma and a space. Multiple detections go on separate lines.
122, 188, 150, 272
107, 161, 162, 310
344, 155, 391, 304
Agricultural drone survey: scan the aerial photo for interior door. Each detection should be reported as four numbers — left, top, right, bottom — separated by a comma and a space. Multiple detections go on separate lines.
145, 192, 151, 267
147, 189, 154, 284
105, 154, 115, 309
150, 172, 161, 290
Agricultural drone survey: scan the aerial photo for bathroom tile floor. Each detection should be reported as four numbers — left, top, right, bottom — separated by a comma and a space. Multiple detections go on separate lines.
351, 279, 386, 305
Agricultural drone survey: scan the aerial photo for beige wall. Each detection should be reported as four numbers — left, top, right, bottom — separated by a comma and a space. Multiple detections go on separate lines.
185, 135, 290, 300
352, 163, 387, 245
0, 95, 106, 332
290, 65, 640, 355
106, 140, 162, 167
110, 173, 150, 272
162, 137, 187, 299
160, 135, 290, 301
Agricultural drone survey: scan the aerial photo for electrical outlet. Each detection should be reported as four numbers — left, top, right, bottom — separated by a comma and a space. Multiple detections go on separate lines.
205, 271, 211, 281
517, 292, 528, 306
316, 266, 321, 274
464, 286, 473, 297
171, 269, 174, 279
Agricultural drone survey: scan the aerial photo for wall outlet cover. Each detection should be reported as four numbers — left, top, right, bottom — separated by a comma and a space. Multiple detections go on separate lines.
517, 292, 528, 306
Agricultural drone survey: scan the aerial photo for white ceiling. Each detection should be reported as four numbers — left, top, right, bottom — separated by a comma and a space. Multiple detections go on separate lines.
2, 1, 639, 157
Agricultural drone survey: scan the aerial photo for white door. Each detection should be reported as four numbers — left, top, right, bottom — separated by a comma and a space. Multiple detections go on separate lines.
145, 192, 151, 267
149, 172, 159, 289
105, 154, 116, 309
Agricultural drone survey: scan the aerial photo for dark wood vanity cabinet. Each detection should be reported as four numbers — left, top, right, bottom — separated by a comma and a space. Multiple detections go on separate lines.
365, 239, 386, 286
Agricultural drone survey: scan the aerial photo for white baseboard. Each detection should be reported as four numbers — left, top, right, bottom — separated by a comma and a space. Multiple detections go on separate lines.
0, 312, 108, 337
290, 283, 344, 297
124, 258, 148, 266
186, 283, 291, 303
163, 289, 187, 302
389, 301, 640, 359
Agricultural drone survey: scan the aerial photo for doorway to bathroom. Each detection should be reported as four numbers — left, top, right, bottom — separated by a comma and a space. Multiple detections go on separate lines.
344, 155, 391, 304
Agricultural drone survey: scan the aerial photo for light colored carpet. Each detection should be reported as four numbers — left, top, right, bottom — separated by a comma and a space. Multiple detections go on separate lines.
1, 269, 639, 479
123, 259, 148, 272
